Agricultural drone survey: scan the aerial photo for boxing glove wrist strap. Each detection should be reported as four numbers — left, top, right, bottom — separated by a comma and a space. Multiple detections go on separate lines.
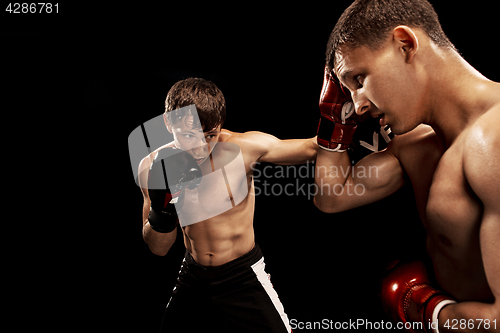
431, 299, 456, 333
317, 117, 358, 152
148, 207, 179, 233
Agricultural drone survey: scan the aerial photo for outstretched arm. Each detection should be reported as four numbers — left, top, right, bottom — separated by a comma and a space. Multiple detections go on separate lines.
234, 131, 318, 166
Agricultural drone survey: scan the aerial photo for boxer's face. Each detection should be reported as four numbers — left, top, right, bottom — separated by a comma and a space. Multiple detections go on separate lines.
165, 113, 221, 165
335, 38, 427, 135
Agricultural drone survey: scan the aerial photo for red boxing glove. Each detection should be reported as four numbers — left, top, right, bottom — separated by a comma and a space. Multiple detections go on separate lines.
317, 66, 368, 152
380, 260, 456, 333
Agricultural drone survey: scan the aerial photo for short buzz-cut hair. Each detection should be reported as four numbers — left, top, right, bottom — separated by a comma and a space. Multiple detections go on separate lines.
165, 77, 226, 131
326, 0, 456, 71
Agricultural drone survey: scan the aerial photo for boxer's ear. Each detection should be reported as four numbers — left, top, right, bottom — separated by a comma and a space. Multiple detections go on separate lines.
164, 113, 173, 133
392, 26, 419, 64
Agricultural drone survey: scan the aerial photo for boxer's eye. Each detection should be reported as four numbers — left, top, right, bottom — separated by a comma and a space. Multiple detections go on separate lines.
354, 75, 364, 89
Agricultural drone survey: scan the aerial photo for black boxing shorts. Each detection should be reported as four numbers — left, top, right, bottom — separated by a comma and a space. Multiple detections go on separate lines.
160, 244, 291, 333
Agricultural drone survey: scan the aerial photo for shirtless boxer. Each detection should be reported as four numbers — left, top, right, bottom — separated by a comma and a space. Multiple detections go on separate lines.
314, 0, 499, 332
137, 77, 317, 332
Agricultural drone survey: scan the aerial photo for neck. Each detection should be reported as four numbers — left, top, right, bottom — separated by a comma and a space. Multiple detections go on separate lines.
423, 48, 494, 147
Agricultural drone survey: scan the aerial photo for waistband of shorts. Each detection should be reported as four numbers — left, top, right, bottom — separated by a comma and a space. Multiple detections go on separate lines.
184, 244, 262, 279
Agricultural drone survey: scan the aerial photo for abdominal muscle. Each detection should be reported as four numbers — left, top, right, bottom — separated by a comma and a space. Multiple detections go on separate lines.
182, 191, 256, 267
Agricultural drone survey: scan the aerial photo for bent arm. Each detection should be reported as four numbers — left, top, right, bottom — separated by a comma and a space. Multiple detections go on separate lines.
314, 144, 405, 213
141, 195, 177, 256
138, 155, 177, 256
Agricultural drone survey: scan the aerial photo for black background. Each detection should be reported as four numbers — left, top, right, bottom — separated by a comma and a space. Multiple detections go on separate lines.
3, 1, 498, 332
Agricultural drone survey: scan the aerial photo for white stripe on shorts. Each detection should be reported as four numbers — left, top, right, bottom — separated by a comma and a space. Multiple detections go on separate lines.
251, 257, 292, 333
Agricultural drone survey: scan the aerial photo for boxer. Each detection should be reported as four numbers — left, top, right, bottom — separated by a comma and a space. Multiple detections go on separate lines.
314, 1, 499, 332
137, 78, 317, 332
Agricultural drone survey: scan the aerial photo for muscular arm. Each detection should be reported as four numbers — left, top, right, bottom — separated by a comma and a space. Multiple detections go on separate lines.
138, 154, 177, 256
438, 116, 500, 333
313, 143, 406, 213
235, 131, 318, 165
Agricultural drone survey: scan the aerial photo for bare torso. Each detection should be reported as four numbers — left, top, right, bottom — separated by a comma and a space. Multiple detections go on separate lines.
393, 123, 494, 302
182, 196, 256, 266
142, 127, 316, 267
167, 130, 259, 267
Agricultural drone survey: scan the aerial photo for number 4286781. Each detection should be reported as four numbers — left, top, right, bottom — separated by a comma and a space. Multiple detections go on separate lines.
6, 3, 58, 14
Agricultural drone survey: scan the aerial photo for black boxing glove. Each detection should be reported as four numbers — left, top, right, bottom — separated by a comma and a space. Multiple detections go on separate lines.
147, 147, 202, 233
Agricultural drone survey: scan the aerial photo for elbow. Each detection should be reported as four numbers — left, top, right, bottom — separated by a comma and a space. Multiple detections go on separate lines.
313, 196, 344, 214
491, 302, 500, 332
142, 225, 172, 256
144, 238, 171, 256
149, 246, 169, 257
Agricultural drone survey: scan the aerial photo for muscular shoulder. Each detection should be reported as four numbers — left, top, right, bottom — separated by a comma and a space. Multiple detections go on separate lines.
463, 107, 500, 201
465, 107, 500, 159
219, 129, 271, 151
137, 141, 176, 188
466, 106, 500, 146
220, 129, 270, 158
220, 129, 263, 145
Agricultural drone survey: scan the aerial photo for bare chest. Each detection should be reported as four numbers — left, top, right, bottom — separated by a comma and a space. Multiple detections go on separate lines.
178, 147, 250, 227
399, 128, 490, 299
423, 139, 490, 300
425, 139, 482, 249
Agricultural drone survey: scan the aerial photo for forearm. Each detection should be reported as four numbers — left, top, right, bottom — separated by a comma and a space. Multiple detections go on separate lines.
289, 136, 319, 164
314, 149, 352, 213
256, 134, 319, 166
143, 222, 177, 256
313, 147, 405, 213
438, 301, 499, 333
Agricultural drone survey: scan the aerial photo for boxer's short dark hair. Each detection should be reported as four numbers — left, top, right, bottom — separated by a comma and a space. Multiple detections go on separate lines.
326, 0, 456, 71
165, 78, 226, 131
